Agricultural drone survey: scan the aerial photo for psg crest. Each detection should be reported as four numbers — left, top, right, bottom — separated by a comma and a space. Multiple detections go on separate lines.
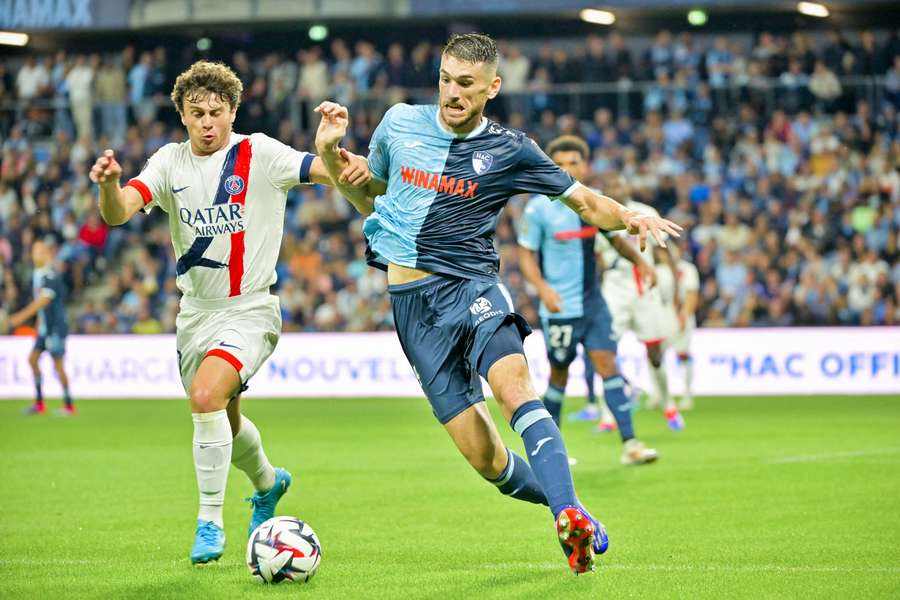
471, 151, 494, 175
224, 174, 245, 195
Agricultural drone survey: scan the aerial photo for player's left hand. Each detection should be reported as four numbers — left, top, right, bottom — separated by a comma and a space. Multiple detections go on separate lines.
677, 311, 687, 332
338, 148, 372, 187
623, 212, 682, 251
637, 262, 657, 288
314, 101, 350, 150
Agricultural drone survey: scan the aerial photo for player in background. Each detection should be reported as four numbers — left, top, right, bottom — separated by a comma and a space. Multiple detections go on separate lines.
7, 239, 74, 416
594, 173, 686, 431
517, 135, 659, 466
655, 244, 700, 410
314, 33, 681, 574
88, 61, 366, 564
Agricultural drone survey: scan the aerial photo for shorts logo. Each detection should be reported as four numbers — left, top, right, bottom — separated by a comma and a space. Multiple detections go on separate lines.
224, 174, 245, 195
470, 297, 493, 315
471, 151, 494, 175
554, 349, 568, 362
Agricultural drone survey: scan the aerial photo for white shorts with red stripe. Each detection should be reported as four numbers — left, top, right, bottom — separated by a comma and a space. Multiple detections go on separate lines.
602, 269, 676, 345
663, 316, 696, 355
175, 291, 281, 393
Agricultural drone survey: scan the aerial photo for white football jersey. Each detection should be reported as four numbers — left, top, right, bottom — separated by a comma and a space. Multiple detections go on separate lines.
595, 199, 663, 294
656, 258, 700, 306
127, 132, 315, 299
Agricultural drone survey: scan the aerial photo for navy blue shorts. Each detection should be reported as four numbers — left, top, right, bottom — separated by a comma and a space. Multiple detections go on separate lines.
389, 275, 532, 424
541, 297, 616, 369
34, 333, 66, 358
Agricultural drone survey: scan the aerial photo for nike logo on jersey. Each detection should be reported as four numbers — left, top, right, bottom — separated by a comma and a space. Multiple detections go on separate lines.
531, 437, 553, 456
172, 185, 190, 193
218, 341, 241, 350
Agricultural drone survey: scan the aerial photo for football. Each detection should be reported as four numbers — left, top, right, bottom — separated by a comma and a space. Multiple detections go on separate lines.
246, 516, 322, 584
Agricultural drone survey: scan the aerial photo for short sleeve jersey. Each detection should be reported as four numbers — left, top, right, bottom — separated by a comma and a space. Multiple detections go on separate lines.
127, 132, 315, 299
595, 199, 664, 288
32, 266, 67, 336
363, 103, 579, 282
518, 194, 600, 319
657, 258, 701, 305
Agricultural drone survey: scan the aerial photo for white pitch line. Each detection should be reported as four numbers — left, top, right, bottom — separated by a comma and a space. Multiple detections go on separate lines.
768, 447, 900, 464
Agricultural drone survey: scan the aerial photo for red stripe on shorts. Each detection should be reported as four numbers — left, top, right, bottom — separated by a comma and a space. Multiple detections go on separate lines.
228, 139, 252, 296
206, 348, 243, 373
633, 264, 644, 295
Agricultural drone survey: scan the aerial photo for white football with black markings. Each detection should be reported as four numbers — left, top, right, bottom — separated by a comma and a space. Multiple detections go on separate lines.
246, 516, 321, 584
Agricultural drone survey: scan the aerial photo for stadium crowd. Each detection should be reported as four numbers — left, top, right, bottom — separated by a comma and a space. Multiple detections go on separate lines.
1, 29, 899, 333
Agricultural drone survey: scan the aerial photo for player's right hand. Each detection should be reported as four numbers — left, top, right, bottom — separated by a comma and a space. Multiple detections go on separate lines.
539, 284, 563, 313
314, 101, 350, 149
338, 148, 372, 187
89, 149, 122, 186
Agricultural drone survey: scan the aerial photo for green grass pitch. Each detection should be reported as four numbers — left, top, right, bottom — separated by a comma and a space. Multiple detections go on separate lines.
1, 395, 899, 599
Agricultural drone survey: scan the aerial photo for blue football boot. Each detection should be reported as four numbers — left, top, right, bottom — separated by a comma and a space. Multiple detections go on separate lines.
190, 520, 225, 564
246, 467, 292, 538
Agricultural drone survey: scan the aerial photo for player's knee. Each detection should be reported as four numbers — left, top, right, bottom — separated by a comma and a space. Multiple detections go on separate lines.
549, 366, 569, 388
592, 352, 618, 378
189, 383, 227, 413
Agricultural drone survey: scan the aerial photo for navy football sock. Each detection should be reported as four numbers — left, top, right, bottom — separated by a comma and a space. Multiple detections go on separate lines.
486, 448, 548, 506
510, 400, 578, 516
34, 374, 43, 405
583, 355, 597, 405
62, 386, 72, 407
603, 375, 634, 442
542, 384, 565, 426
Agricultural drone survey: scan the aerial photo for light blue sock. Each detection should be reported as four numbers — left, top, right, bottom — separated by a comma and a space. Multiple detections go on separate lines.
486, 448, 548, 506
542, 383, 565, 426
603, 375, 634, 441
510, 400, 578, 516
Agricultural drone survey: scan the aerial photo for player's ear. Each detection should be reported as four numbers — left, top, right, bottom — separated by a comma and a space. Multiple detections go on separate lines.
229, 106, 237, 125
487, 75, 502, 100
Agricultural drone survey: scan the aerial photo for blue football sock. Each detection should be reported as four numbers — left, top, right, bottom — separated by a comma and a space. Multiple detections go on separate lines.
34, 374, 43, 404
62, 386, 72, 407
583, 354, 597, 405
603, 375, 634, 442
542, 383, 565, 426
486, 448, 548, 506
510, 400, 578, 516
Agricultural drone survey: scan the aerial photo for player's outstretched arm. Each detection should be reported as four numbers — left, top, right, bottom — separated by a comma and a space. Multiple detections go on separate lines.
561, 186, 682, 251
313, 101, 376, 216
7, 295, 51, 330
518, 246, 563, 313
89, 149, 144, 226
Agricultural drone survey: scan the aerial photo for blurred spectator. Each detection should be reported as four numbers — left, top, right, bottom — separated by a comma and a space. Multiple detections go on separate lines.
0, 30, 897, 334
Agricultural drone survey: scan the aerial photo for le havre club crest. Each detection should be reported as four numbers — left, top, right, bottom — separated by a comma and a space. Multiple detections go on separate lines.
471, 151, 493, 175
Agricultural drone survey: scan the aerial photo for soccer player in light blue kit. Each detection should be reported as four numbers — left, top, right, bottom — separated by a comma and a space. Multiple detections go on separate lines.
517, 134, 658, 466
8, 239, 75, 415
314, 34, 681, 574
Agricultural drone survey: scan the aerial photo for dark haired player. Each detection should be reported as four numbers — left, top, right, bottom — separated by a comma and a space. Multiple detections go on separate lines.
315, 34, 681, 574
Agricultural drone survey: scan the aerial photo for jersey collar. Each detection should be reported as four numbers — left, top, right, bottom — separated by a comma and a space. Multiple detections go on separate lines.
434, 108, 488, 139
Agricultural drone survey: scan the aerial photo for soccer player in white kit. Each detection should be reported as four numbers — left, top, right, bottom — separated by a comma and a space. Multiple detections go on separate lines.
88, 61, 367, 564
656, 244, 700, 410
594, 173, 686, 431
